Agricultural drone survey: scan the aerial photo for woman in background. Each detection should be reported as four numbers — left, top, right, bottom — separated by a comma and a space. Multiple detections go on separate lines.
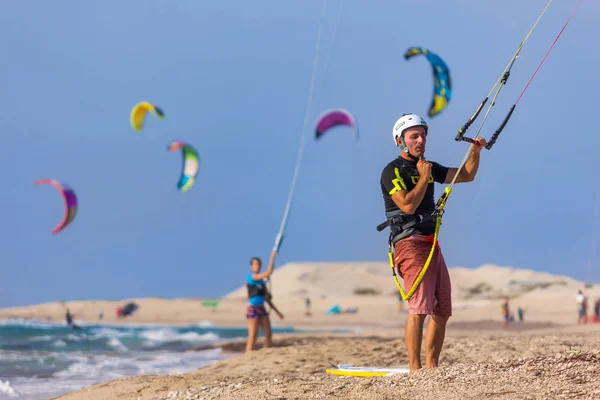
245, 235, 283, 352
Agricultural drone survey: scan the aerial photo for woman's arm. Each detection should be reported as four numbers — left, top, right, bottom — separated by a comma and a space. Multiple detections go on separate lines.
252, 249, 277, 281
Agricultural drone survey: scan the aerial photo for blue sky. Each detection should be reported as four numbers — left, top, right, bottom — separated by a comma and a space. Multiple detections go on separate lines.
1, 0, 597, 307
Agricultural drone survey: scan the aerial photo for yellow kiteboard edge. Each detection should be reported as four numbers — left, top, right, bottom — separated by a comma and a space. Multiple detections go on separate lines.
326, 365, 410, 378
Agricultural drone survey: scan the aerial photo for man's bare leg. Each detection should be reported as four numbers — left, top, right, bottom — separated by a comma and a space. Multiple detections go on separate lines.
405, 314, 427, 371
424, 315, 449, 368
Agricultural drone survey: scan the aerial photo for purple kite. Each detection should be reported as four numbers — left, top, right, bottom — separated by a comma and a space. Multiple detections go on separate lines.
34, 179, 78, 235
314, 108, 359, 141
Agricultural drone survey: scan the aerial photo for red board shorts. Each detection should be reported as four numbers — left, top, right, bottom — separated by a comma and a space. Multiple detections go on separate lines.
393, 233, 452, 317
246, 304, 268, 319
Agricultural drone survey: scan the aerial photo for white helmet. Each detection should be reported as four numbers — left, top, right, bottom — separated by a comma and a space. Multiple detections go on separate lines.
392, 113, 428, 147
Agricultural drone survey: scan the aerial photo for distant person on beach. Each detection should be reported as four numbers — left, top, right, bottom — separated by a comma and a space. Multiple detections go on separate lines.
245, 234, 283, 353
502, 298, 511, 328
379, 113, 485, 372
517, 306, 524, 322
576, 290, 588, 324
305, 297, 312, 316
594, 298, 600, 321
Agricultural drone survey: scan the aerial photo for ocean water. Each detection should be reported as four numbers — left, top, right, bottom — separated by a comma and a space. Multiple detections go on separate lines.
0, 318, 325, 400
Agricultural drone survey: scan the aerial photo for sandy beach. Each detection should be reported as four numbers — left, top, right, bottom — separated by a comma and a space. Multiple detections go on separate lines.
53, 330, 600, 400
1, 262, 599, 399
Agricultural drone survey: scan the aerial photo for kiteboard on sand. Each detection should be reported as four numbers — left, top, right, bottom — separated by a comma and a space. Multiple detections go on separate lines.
326, 363, 409, 377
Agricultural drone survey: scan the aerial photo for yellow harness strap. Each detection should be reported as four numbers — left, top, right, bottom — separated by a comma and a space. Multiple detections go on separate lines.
390, 187, 451, 301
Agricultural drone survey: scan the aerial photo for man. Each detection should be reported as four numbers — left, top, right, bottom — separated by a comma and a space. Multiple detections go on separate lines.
576, 290, 588, 324
65, 308, 74, 326
65, 308, 81, 331
379, 113, 485, 372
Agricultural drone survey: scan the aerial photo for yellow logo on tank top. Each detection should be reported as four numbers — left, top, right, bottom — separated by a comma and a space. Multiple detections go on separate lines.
410, 175, 434, 185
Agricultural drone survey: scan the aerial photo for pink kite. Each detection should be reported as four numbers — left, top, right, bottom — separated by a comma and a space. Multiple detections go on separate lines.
35, 179, 78, 235
315, 108, 358, 141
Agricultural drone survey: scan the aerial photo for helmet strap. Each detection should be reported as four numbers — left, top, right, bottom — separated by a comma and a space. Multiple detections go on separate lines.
399, 135, 420, 161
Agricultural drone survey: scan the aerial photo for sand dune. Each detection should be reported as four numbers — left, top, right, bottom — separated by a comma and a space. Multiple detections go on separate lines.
225, 262, 597, 326
225, 262, 585, 301
1, 263, 598, 329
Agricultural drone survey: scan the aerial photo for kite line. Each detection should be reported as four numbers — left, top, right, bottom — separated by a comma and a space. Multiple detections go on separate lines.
276, 0, 345, 246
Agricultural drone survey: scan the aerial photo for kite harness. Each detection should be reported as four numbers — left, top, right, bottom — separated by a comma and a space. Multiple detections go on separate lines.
247, 279, 277, 304
247, 282, 269, 299
380, 0, 583, 301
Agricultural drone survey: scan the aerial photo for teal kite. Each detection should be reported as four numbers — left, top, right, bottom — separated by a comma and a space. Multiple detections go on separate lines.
167, 141, 199, 192
404, 47, 452, 118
